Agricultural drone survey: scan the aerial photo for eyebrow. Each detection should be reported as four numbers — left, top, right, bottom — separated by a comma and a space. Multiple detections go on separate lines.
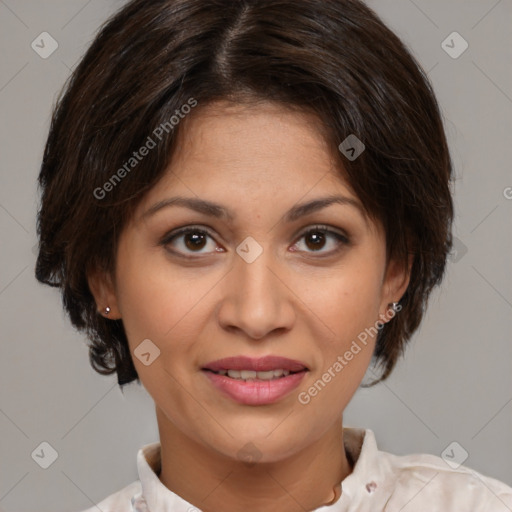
141, 194, 367, 224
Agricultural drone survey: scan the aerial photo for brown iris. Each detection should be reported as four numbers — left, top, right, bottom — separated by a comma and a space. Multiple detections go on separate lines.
304, 231, 326, 251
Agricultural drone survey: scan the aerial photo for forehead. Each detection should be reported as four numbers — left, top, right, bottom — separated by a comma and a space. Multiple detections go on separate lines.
132, 99, 375, 232
159, 100, 352, 191
180, 101, 329, 156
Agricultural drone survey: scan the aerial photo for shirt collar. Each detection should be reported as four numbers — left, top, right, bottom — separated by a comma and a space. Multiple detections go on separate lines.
324, 427, 393, 510
132, 428, 391, 511
132, 441, 193, 512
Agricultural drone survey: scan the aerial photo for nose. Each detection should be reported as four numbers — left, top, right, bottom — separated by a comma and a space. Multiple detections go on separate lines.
216, 246, 295, 340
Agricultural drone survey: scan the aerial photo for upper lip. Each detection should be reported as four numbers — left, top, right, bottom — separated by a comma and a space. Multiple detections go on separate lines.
202, 355, 309, 373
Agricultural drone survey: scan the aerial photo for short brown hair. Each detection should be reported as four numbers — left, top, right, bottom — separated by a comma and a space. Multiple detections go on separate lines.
35, 0, 454, 389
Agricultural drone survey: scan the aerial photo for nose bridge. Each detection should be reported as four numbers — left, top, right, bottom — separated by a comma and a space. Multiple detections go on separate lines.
235, 238, 280, 312
218, 236, 294, 338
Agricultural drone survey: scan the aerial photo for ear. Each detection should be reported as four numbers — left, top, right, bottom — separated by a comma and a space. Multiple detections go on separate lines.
378, 253, 413, 322
87, 267, 122, 319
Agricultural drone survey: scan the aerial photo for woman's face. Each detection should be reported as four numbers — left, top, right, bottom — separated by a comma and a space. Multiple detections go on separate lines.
95, 101, 409, 462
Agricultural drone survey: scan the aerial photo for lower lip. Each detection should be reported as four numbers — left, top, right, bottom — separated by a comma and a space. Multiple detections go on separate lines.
202, 370, 307, 405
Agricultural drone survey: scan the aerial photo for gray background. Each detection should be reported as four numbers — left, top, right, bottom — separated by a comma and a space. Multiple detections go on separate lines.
1, 0, 511, 510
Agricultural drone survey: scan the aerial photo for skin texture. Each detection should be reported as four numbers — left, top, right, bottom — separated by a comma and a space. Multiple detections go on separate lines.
89, 101, 411, 512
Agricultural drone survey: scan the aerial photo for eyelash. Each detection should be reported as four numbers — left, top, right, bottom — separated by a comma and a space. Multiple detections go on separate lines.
160, 224, 350, 259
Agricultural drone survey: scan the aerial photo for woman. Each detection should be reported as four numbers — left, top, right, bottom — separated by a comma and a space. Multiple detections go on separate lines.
35, 0, 512, 510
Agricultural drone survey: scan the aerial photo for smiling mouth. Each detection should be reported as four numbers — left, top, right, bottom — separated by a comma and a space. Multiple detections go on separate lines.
202, 368, 307, 382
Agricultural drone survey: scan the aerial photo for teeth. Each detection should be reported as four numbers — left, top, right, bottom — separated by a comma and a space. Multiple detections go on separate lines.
255, 370, 280, 380
223, 369, 292, 381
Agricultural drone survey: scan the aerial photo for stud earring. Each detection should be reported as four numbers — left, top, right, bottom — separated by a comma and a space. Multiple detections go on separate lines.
104, 306, 111, 315
389, 302, 400, 313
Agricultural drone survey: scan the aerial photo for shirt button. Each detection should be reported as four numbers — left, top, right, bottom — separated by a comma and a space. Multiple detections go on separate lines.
365, 481, 378, 493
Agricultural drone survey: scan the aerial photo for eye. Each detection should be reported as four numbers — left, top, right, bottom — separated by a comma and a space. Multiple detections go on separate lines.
291, 225, 350, 255
160, 224, 350, 259
160, 226, 222, 257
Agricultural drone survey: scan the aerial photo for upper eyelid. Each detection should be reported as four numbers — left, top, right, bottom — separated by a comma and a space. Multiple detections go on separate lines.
300, 224, 349, 239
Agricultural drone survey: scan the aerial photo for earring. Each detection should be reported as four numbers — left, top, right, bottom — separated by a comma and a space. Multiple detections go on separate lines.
389, 302, 400, 313
104, 306, 111, 315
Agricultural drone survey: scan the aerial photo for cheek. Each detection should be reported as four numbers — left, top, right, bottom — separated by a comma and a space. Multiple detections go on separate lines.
114, 246, 222, 388
298, 273, 380, 420
297, 256, 383, 393
300, 262, 383, 338
115, 240, 204, 340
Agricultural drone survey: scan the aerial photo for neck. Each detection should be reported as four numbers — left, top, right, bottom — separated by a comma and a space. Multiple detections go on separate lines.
156, 409, 352, 512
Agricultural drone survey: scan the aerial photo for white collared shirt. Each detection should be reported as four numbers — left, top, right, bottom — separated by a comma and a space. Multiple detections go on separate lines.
78, 428, 512, 511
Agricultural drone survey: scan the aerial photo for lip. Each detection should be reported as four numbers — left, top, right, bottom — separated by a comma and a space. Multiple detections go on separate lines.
202, 355, 308, 373
202, 369, 308, 405
201, 355, 309, 405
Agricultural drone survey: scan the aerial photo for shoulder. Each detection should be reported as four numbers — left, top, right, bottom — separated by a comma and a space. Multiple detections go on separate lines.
75, 480, 141, 512
379, 449, 512, 511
